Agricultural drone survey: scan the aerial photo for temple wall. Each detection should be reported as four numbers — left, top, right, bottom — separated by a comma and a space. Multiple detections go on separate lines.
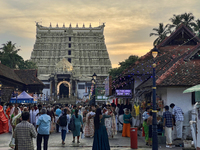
31, 23, 112, 81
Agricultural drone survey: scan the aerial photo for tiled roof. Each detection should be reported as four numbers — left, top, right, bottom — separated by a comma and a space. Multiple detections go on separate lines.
14, 70, 44, 85
158, 24, 200, 48
113, 45, 196, 89
136, 45, 200, 90
0, 63, 44, 86
158, 59, 200, 86
0, 63, 24, 84
112, 24, 200, 91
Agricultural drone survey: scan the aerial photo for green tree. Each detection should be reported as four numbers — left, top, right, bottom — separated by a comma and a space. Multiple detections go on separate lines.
109, 55, 139, 79
180, 12, 195, 29
169, 13, 195, 32
150, 23, 170, 46
22, 60, 38, 69
151, 13, 196, 45
169, 14, 182, 30
0, 41, 23, 68
0, 41, 37, 69
191, 19, 200, 38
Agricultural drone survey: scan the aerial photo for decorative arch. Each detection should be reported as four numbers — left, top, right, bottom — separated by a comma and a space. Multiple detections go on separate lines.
57, 81, 71, 97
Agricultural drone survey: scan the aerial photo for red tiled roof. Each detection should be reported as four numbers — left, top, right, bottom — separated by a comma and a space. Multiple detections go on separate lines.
158, 24, 200, 48
14, 70, 44, 85
0, 63, 43, 86
113, 24, 200, 90
0, 63, 24, 84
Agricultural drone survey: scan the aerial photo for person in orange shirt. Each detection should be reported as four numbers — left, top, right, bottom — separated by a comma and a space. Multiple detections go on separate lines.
6, 104, 13, 132
0, 105, 9, 134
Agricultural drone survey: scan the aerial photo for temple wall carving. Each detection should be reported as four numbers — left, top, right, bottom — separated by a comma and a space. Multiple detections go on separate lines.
31, 23, 112, 80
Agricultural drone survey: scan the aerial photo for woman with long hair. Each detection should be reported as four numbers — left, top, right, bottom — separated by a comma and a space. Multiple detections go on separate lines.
72, 109, 83, 143
84, 107, 94, 137
9, 107, 21, 148
92, 108, 112, 150
122, 108, 132, 137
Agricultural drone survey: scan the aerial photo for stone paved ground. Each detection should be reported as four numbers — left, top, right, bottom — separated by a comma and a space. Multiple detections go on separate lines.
0, 131, 183, 150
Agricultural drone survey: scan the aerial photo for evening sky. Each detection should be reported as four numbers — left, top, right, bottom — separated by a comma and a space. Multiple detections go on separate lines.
0, 0, 200, 68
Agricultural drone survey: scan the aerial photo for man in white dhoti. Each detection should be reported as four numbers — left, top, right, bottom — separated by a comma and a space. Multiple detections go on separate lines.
30, 105, 37, 126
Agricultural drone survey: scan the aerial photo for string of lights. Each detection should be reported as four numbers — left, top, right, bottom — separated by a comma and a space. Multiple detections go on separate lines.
112, 29, 200, 90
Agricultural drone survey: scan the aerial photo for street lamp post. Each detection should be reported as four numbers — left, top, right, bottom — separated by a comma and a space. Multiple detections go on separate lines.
151, 46, 159, 150
91, 78, 95, 105
0, 81, 2, 104
90, 73, 97, 105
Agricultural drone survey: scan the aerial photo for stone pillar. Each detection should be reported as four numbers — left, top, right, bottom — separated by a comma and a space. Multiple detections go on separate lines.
50, 80, 52, 101
54, 75, 58, 101
69, 77, 72, 98
75, 80, 78, 98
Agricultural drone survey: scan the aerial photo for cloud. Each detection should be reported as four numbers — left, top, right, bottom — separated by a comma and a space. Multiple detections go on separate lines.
0, 0, 200, 67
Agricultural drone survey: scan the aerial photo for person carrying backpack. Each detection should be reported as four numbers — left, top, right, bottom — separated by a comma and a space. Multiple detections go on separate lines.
57, 109, 70, 145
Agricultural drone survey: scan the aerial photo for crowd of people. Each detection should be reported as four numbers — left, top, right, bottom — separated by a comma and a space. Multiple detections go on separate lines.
0, 102, 184, 149
0, 102, 134, 150
142, 103, 184, 148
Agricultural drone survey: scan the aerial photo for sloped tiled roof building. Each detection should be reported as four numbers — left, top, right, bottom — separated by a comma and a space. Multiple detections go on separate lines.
112, 24, 200, 93
0, 63, 44, 102
112, 24, 200, 138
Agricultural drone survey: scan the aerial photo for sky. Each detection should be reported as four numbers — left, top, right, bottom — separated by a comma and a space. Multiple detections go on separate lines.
0, 0, 200, 68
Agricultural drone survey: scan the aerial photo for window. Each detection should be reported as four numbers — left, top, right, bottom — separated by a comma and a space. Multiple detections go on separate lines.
78, 84, 85, 89
69, 37, 71, 41
192, 92, 195, 105
68, 50, 71, 55
68, 58, 71, 63
68, 43, 71, 48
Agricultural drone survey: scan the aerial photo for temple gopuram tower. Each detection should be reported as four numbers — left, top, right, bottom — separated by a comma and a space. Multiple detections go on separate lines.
30, 23, 112, 103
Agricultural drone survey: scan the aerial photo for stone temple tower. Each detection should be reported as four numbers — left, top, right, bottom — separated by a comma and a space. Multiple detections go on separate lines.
30, 22, 112, 103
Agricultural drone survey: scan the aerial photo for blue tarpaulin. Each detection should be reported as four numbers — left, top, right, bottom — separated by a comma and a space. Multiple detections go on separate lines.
10, 91, 36, 104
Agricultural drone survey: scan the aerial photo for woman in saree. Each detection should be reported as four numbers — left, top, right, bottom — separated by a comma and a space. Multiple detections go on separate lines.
105, 106, 117, 138
9, 107, 21, 149
92, 108, 112, 150
84, 107, 94, 137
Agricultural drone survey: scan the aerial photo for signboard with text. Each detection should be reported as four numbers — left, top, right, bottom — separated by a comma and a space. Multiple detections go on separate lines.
96, 87, 108, 101
115, 89, 132, 98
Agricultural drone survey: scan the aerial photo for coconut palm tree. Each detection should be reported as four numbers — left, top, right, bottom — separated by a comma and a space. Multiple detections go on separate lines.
191, 19, 200, 38
0, 41, 23, 68
180, 12, 195, 29
169, 13, 195, 32
150, 23, 171, 46
0, 41, 37, 69
169, 14, 182, 30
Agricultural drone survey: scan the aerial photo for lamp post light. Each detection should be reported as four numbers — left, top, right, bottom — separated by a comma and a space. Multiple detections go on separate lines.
92, 73, 97, 80
151, 46, 159, 150
0, 81, 2, 104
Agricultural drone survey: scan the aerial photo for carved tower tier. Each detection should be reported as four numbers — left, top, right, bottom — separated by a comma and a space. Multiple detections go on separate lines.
30, 23, 112, 103
31, 23, 112, 82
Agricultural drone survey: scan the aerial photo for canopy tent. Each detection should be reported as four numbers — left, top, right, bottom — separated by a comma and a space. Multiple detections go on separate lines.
10, 91, 36, 104
183, 84, 200, 93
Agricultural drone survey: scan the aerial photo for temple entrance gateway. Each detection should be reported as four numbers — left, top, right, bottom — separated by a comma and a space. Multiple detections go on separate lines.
57, 81, 71, 98
59, 83, 69, 98
31, 23, 112, 103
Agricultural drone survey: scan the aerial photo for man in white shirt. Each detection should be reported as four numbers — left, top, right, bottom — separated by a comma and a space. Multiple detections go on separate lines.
170, 103, 184, 140
30, 105, 37, 126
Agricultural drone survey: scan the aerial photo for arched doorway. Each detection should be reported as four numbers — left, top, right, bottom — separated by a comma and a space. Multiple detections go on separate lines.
57, 81, 71, 98
59, 83, 69, 98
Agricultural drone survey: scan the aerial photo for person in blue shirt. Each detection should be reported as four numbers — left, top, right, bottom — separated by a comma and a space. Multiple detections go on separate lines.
55, 106, 62, 133
36, 108, 51, 150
